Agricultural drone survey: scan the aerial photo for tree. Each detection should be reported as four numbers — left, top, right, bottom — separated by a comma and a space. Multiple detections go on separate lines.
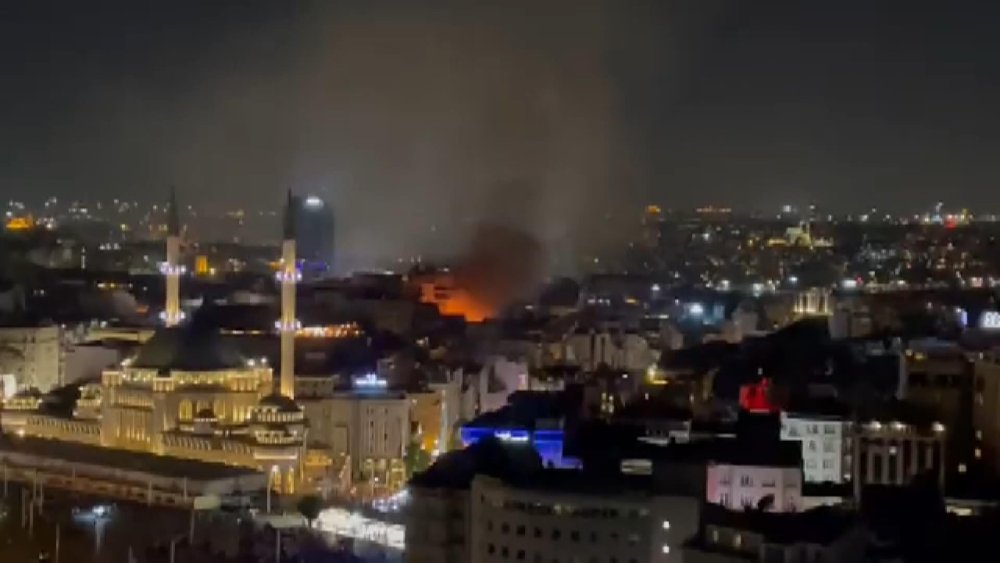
297, 494, 324, 529
405, 437, 432, 477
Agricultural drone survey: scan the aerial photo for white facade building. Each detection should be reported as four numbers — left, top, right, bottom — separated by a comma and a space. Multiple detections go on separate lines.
565, 331, 657, 373
706, 463, 802, 512
780, 412, 851, 484
0, 324, 63, 395
469, 474, 698, 563
298, 381, 411, 491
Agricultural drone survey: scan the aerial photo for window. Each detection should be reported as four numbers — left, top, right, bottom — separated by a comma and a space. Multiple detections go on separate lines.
739, 474, 753, 487
552, 530, 561, 540
590, 531, 598, 543
487, 521, 494, 531
517, 550, 525, 560
534, 527, 542, 538
488, 544, 496, 555
823, 459, 834, 469
501, 547, 509, 558
517, 525, 525, 536
570, 531, 580, 542
502, 523, 510, 534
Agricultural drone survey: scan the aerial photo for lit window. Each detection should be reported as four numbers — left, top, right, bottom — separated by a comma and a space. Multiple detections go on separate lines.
662, 545, 670, 554
662, 521, 670, 530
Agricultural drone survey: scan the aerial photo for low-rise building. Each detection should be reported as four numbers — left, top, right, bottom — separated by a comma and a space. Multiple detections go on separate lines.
705, 441, 803, 512
684, 505, 864, 563
0, 323, 63, 394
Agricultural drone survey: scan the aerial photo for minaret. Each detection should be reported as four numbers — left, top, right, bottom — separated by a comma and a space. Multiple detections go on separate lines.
162, 186, 183, 326
277, 189, 298, 398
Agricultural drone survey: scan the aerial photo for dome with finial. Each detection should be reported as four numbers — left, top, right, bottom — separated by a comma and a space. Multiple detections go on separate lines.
131, 307, 245, 373
257, 393, 302, 414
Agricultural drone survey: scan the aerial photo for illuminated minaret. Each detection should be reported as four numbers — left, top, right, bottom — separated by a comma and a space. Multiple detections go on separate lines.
276, 189, 299, 398
162, 186, 184, 326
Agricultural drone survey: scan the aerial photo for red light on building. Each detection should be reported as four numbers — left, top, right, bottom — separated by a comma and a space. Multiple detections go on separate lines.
739, 378, 778, 413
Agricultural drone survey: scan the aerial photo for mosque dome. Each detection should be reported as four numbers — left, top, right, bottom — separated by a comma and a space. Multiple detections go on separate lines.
257, 393, 302, 414
131, 322, 245, 372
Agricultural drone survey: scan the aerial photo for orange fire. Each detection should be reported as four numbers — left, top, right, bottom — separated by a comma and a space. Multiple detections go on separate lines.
418, 279, 493, 323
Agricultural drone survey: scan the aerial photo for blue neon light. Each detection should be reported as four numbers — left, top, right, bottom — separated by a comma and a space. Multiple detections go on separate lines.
459, 426, 579, 469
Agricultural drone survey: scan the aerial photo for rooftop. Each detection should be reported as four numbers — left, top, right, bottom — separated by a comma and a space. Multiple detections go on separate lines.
132, 322, 246, 372
700, 503, 857, 545
0, 435, 259, 481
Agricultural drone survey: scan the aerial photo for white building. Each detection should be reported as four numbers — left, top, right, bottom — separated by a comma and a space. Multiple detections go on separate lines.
780, 411, 851, 484
470, 474, 697, 563
704, 442, 803, 512
0, 324, 63, 395
565, 331, 657, 373
706, 463, 802, 513
297, 376, 411, 491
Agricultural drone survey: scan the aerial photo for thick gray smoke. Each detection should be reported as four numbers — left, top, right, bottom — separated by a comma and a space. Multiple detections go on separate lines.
0, 1, 735, 274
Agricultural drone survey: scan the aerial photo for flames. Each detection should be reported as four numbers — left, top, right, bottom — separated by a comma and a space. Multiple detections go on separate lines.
417, 224, 543, 323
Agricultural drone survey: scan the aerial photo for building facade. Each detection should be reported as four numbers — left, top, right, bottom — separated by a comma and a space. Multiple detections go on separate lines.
298, 375, 410, 492
0, 324, 63, 395
469, 474, 698, 563
780, 412, 851, 484
0, 190, 308, 493
706, 462, 802, 512
854, 419, 946, 488
1, 325, 307, 492
292, 194, 334, 278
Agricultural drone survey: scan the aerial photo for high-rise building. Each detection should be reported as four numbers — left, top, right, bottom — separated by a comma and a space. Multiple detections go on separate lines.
294, 194, 335, 279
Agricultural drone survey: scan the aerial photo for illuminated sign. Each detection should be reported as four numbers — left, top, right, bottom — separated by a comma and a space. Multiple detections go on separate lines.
353, 373, 388, 389
493, 430, 530, 443
739, 378, 779, 413
980, 311, 1000, 330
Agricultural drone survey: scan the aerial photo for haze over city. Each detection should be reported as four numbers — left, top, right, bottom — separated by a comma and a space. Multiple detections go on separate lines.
5, 3, 1000, 563
5, 1, 1000, 272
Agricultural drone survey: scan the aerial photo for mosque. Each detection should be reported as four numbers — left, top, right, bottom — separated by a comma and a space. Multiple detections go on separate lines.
1, 189, 307, 493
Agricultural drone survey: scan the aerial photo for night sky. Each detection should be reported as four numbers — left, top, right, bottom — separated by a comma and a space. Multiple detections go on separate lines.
3, 1, 1000, 266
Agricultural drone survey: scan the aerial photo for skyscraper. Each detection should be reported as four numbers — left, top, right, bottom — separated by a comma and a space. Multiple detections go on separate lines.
294, 194, 334, 279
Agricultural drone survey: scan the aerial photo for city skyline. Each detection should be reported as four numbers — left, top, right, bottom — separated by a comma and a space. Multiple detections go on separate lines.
4, 2, 1000, 269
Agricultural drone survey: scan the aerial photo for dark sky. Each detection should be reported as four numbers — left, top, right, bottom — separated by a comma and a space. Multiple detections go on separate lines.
3, 1, 1000, 268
